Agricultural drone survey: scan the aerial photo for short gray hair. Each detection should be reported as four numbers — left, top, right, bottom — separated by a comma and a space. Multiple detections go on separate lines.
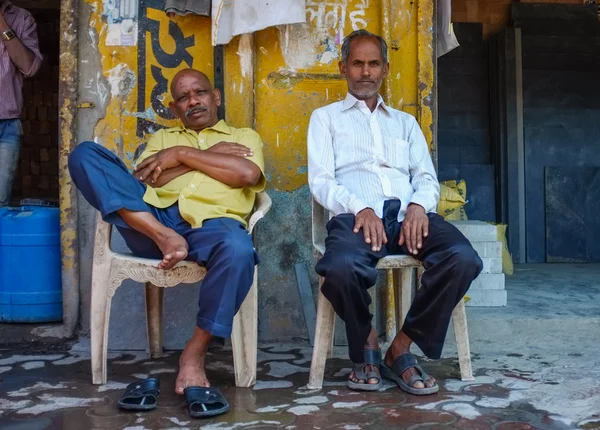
341, 30, 388, 64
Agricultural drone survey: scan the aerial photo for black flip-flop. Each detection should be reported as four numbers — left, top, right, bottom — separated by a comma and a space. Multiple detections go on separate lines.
184, 386, 230, 418
347, 349, 382, 391
118, 378, 160, 410
380, 352, 439, 395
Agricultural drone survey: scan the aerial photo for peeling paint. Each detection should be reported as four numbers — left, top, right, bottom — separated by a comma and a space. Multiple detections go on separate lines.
253, 380, 294, 390
416, 395, 477, 411
97, 381, 129, 392
441, 403, 481, 420
293, 395, 328, 405
21, 361, 45, 370
265, 362, 309, 378
17, 394, 102, 415
237, 34, 253, 78
8, 383, 68, 397
287, 405, 319, 416
53, 355, 88, 366
107, 64, 137, 98
277, 24, 316, 70
0, 355, 64, 366
255, 404, 290, 413
201, 421, 281, 429
168, 417, 190, 426
332, 401, 369, 409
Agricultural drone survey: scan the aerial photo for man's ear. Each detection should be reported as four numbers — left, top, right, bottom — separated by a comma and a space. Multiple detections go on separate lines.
339, 60, 347, 78
382, 62, 390, 79
168, 101, 177, 116
213, 88, 222, 106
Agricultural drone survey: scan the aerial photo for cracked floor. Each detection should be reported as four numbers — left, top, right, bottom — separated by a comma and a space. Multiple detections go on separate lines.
1, 343, 598, 430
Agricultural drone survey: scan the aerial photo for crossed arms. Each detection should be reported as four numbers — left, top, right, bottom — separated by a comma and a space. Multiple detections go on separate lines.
134, 132, 265, 190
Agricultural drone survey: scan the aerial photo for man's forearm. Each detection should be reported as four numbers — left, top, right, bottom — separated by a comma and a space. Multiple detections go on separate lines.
0, 34, 36, 75
179, 148, 261, 188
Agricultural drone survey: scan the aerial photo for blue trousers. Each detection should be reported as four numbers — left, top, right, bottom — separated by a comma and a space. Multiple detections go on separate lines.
68, 141, 259, 338
316, 199, 483, 363
0, 119, 22, 207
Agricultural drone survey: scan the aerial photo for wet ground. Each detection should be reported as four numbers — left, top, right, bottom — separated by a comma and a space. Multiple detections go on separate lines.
1, 344, 598, 430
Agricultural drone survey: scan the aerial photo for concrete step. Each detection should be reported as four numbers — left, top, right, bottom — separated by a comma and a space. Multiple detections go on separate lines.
471, 273, 505, 290
481, 257, 503, 274
466, 289, 507, 307
472, 241, 502, 258
451, 221, 497, 242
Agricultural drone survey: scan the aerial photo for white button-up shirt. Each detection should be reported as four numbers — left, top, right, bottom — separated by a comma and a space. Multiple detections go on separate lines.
307, 93, 439, 222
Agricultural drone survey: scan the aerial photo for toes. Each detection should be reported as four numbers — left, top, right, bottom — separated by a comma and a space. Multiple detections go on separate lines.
367, 377, 379, 385
425, 377, 436, 388
413, 380, 425, 389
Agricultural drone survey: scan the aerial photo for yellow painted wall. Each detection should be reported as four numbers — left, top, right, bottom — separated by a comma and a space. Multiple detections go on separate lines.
88, 1, 214, 162
86, 0, 434, 185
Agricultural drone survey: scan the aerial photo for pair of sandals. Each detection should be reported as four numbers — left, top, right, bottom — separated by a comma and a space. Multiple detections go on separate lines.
117, 378, 230, 417
349, 349, 439, 395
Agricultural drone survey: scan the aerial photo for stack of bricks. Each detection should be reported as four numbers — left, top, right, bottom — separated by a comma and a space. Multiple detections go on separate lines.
452, 221, 508, 307
10, 9, 60, 203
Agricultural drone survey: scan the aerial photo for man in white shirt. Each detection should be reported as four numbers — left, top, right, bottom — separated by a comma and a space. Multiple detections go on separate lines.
307, 30, 483, 395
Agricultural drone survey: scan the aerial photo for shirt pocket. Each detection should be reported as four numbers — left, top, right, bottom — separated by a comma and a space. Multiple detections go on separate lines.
383, 135, 410, 174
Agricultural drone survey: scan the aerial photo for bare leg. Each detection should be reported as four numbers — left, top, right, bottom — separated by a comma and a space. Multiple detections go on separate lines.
384, 331, 436, 389
117, 209, 187, 270
348, 327, 380, 385
175, 326, 212, 394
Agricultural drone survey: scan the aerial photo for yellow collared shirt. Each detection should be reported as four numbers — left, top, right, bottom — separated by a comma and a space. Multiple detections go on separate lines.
136, 120, 266, 229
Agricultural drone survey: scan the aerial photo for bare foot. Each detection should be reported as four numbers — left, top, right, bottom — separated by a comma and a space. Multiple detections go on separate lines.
175, 353, 209, 394
156, 231, 188, 270
349, 327, 381, 385
175, 327, 212, 395
384, 331, 436, 389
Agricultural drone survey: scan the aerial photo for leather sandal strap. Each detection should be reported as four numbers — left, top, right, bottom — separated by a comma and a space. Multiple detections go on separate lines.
363, 348, 382, 366
352, 363, 369, 381
391, 352, 419, 376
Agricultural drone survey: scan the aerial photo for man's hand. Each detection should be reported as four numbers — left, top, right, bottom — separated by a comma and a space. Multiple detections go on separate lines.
134, 147, 184, 184
140, 165, 193, 188
207, 141, 253, 157
354, 208, 387, 252
398, 204, 429, 255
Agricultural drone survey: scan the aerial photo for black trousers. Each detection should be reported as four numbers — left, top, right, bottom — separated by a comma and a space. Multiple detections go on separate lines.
315, 199, 483, 363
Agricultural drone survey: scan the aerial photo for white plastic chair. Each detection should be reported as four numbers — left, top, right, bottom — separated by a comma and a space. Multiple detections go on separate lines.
307, 198, 474, 390
90, 192, 272, 387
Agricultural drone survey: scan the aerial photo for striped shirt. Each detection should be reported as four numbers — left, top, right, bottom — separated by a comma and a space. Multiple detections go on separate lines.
0, 1, 42, 119
308, 93, 439, 222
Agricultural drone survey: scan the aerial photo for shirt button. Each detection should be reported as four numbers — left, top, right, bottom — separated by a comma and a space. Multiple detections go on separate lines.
199, 139, 205, 144
190, 184, 196, 189
180, 195, 185, 199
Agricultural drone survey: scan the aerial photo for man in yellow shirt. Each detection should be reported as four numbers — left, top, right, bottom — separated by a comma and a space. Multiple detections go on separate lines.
68, 69, 265, 413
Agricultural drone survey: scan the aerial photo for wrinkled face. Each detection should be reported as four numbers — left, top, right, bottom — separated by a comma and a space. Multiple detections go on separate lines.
339, 36, 389, 100
169, 73, 220, 131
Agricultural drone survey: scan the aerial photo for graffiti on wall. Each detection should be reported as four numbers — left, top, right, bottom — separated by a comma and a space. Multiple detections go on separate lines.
136, 0, 195, 138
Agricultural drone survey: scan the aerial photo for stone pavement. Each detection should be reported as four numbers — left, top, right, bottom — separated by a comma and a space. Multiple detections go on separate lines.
1, 343, 598, 430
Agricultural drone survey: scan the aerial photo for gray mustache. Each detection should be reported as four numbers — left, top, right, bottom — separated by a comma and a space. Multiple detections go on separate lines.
186, 106, 207, 117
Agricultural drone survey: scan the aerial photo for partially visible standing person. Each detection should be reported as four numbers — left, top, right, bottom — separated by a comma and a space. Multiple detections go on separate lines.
0, 0, 42, 206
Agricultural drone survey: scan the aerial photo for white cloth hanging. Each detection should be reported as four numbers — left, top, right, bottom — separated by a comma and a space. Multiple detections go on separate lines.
437, 0, 460, 57
212, 0, 306, 46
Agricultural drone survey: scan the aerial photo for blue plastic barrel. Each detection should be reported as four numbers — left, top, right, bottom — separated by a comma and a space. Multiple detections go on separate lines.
0, 206, 63, 322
